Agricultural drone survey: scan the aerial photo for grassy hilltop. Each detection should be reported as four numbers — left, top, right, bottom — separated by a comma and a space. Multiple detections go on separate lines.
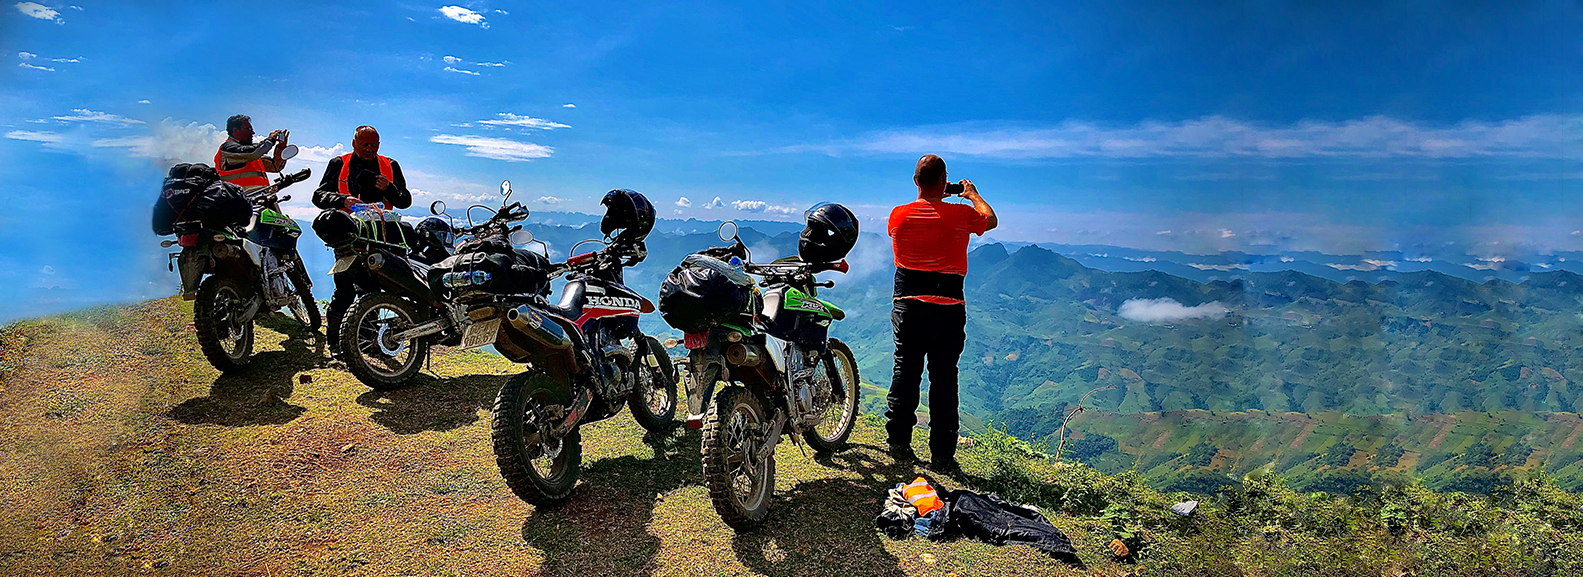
2, 298, 1582, 576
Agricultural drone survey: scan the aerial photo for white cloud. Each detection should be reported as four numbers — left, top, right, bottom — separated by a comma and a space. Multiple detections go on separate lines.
562, 103, 576, 108
705, 196, 725, 209
68, 4, 78, 9
1219, 229, 1236, 238
477, 113, 571, 130
294, 143, 345, 162
784, 115, 1583, 160
443, 66, 479, 75
493, 9, 507, 14
438, 5, 488, 28
442, 55, 462, 64
476, 61, 507, 67
430, 134, 553, 162
6, 130, 63, 143
137, 100, 150, 104
538, 196, 562, 205
731, 199, 797, 215
15, 2, 61, 23
51, 109, 143, 127
17, 51, 34, 59
46, 56, 78, 62
1118, 298, 1228, 323
19, 62, 53, 71
91, 119, 226, 166
39, 265, 54, 275
675, 197, 691, 207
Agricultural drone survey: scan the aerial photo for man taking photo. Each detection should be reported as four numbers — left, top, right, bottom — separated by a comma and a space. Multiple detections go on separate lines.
214, 114, 289, 194
886, 154, 997, 472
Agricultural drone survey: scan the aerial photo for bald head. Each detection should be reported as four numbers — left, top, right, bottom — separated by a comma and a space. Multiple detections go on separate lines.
914, 154, 947, 198
353, 125, 380, 160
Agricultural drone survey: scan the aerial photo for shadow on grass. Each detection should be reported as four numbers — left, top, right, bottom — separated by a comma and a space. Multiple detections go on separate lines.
353, 371, 508, 434
167, 316, 327, 427
731, 446, 908, 577
518, 427, 700, 577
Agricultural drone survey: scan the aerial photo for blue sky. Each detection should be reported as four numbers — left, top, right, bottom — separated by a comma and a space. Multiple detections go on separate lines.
1, 1, 1581, 319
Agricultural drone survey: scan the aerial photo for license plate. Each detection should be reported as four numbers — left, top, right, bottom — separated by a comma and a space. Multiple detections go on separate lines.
460, 318, 500, 350
684, 332, 710, 349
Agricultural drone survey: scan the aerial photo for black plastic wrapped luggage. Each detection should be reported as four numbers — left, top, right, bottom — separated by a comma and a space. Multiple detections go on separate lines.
428, 243, 552, 299
152, 163, 251, 235
658, 254, 756, 334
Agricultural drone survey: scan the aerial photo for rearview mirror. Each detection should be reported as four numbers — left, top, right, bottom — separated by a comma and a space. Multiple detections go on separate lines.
429, 200, 447, 216
500, 180, 512, 202
508, 229, 534, 246
278, 144, 299, 160
718, 221, 738, 242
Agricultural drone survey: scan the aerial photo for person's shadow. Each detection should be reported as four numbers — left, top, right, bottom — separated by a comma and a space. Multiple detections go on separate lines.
517, 428, 700, 576
730, 446, 909, 577
166, 316, 326, 427
354, 371, 508, 434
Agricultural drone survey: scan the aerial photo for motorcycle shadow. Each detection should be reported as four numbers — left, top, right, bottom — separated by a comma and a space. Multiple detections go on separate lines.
166, 327, 326, 427
353, 373, 508, 435
730, 448, 908, 577
518, 427, 702, 576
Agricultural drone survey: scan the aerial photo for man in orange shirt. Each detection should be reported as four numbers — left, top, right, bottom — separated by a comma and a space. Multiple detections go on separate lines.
887, 154, 997, 471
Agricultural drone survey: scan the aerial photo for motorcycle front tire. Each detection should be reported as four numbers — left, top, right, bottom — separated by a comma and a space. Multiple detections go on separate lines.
627, 335, 678, 432
493, 370, 582, 505
336, 293, 427, 390
702, 385, 775, 530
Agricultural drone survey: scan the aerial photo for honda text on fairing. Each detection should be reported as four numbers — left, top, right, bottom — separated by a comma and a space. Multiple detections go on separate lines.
657, 203, 863, 529
482, 188, 680, 505
156, 146, 319, 372
319, 181, 520, 389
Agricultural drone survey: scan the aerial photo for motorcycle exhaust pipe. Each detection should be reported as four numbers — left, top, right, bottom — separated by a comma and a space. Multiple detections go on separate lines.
506, 305, 574, 351
726, 343, 762, 367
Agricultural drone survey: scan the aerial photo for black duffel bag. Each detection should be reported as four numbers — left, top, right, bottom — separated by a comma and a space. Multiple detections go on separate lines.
152, 163, 251, 235
658, 254, 756, 334
428, 241, 552, 298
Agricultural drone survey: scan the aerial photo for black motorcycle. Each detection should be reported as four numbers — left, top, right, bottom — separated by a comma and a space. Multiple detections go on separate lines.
485, 189, 679, 504
161, 167, 318, 372
329, 182, 525, 389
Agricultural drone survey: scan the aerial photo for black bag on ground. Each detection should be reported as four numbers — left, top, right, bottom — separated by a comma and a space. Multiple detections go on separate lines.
152, 163, 250, 235
428, 240, 552, 298
658, 254, 756, 334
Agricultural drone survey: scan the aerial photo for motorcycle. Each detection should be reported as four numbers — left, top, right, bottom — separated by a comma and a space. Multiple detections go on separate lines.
330, 181, 526, 389
667, 220, 861, 529
160, 165, 319, 372
486, 190, 679, 505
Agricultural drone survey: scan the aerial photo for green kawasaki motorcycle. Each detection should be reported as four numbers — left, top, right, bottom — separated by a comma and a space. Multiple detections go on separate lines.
657, 204, 862, 529
161, 168, 320, 372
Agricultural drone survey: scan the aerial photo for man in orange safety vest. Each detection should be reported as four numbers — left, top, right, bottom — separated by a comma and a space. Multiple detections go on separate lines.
214, 114, 290, 194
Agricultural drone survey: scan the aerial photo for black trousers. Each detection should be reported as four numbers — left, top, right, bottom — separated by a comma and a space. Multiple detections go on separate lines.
885, 298, 966, 458
325, 271, 358, 344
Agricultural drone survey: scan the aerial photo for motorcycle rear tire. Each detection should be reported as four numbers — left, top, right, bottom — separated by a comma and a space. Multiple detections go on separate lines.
493, 371, 582, 505
627, 336, 678, 432
702, 385, 775, 530
285, 258, 321, 332
193, 275, 255, 373
337, 293, 427, 390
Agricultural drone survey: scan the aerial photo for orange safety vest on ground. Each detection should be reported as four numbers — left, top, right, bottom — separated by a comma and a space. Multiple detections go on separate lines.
213, 147, 270, 191
903, 476, 943, 515
338, 153, 394, 210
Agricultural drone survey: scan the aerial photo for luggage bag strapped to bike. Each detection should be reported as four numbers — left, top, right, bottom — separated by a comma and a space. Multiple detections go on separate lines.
657, 254, 757, 334
427, 236, 553, 299
152, 163, 252, 236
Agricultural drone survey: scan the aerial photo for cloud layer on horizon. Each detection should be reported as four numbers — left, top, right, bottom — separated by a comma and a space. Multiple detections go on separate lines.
782, 115, 1583, 160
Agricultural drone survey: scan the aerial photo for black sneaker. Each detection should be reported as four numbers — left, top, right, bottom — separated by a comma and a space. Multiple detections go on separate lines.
888, 444, 918, 464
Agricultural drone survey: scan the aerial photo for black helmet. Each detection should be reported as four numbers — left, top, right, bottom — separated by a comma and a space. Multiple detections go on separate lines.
798, 202, 859, 263
600, 189, 655, 242
415, 216, 455, 248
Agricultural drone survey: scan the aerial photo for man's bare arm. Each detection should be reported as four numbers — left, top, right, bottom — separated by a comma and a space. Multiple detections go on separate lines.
960, 180, 997, 232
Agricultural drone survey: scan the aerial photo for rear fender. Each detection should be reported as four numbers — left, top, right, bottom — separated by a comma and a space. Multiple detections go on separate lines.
684, 350, 724, 429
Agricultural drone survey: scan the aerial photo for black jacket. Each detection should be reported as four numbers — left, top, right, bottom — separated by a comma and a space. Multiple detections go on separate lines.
313, 155, 413, 210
